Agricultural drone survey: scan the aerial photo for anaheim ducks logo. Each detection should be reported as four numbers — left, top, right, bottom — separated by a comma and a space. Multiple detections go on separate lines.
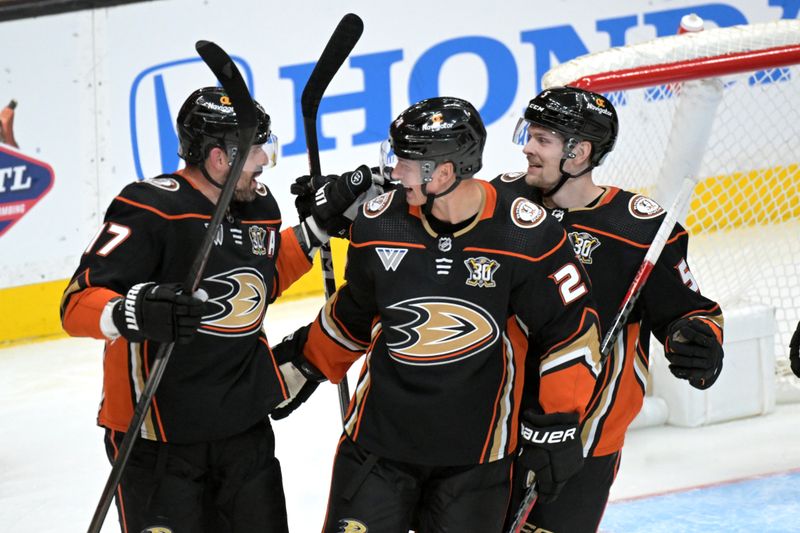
337, 519, 368, 533
629, 194, 664, 219
511, 197, 546, 228
386, 296, 499, 365
200, 267, 267, 337
141, 527, 173, 533
500, 171, 526, 182
255, 181, 268, 197
364, 189, 395, 218
143, 177, 179, 191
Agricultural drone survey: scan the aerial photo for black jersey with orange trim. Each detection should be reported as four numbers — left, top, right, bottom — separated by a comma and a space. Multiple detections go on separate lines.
302, 180, 601, 466
60, 174, 312, 444
492, 173, 724, 457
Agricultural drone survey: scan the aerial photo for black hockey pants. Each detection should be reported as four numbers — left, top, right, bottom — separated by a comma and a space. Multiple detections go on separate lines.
104, 420, 288, 533
323, 435, 513, 533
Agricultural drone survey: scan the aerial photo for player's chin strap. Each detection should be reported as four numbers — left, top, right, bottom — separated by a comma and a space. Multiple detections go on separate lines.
542, 138, 594, 198
421, 176, 462, 215
200, 163, 225, 190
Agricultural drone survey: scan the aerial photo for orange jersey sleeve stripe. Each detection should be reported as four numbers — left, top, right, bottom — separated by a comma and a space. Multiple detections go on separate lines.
115, 196, 212, 221
274, 228, 313, 297
571, 223, 687, 249
539, 363, 597, 416
61, 286, 121, 339
261, 337, 289, 400
480, 345, 509, 462
305, 320, 362, 383
464, 231, 567, 263
241, 218, 281, 224
350, 240, 426, 249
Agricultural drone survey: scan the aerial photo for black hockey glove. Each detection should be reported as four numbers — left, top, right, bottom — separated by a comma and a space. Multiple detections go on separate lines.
517, 410, 584, 504
789, 320, 800, 378
292, 164, 377, 238
111, 282, 206, 344
270, 325, 327, 420
665, 317, 723, 389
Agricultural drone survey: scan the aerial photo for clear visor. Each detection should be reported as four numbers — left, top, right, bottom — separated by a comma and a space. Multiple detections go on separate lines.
230, 132, 279, 172
379, 139, 399, 184
379, 139, 436, 186
512, 117, 533, 146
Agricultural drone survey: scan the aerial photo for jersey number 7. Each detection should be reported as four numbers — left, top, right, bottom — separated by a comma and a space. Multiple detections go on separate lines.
83, 222, 131, 256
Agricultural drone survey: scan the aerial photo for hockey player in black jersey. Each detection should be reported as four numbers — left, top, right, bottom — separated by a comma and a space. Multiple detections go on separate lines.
271, 96, 603, 533
495, 86, 725, 532
59, 87, 375, 533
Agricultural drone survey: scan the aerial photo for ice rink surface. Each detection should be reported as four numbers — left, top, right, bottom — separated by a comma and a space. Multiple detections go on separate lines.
2, 297, 800, 532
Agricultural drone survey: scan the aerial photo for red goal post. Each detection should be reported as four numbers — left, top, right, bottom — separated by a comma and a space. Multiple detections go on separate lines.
541, 18, 800, 403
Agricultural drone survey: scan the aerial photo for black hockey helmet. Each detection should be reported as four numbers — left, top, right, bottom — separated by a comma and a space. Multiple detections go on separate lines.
519, 86, 618, 167
386, 96, 486, 182
177, 86, 272, 165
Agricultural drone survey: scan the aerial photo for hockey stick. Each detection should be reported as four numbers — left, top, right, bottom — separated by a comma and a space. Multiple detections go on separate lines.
506, 175, 698, 533
86, 41, 258, 533
301, 13, 364, 422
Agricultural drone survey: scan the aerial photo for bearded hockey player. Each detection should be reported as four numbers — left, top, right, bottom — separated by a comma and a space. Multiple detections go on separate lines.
495, 86, 724, 532
60, 86, 373, 532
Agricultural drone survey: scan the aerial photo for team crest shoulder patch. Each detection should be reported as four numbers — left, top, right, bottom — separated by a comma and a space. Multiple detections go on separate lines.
143, 177, 179, 191
500, 171, 526, 183
628, 194, 664, 219
511, 197, 546, 228
338, 518, 368, 532
255, 181, 268, 197
363, 189, 395, 218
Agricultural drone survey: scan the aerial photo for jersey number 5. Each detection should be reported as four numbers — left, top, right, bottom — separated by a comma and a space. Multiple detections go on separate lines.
83, 222, 131, 256
550, 263, 588, 305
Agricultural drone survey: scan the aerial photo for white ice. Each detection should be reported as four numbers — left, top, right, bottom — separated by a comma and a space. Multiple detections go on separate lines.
1, 296, 799, 532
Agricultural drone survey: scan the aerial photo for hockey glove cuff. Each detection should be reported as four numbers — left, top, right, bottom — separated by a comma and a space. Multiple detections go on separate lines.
665, 317, 724, 389
111, 282, 206, 344
517, 410, 584, 504
271, 325, 326, 420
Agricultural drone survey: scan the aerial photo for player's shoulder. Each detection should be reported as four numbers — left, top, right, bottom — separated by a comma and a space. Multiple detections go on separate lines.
488, 182, 567, 258
351, 186, 417, 244
585, 186, 669, 243
115, 174, 202, 216
359, 186, 403, 221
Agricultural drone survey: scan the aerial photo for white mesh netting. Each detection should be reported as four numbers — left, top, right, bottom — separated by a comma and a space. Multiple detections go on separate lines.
544, 20, 800, 398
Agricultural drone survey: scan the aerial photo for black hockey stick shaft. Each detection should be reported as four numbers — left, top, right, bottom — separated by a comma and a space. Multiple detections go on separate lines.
506, 176, 698, 533
87, 41, 258, 533
301, 13, 363, 422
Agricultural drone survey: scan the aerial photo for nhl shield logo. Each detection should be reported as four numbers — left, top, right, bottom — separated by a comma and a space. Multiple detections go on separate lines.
0, 145, 55, 238
438, 236, 452, 252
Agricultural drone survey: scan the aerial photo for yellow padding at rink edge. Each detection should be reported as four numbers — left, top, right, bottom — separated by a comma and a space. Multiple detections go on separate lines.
0, 278, 69, 346
0, 239, 350, 346
686, 164, 800, 234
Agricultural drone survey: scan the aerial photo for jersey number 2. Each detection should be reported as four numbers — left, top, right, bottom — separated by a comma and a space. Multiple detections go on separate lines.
83, 222, 131, 256
551, 263, 588, 305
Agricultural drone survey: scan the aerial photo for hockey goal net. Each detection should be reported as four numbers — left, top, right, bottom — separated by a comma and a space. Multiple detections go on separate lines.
542, 19, 800, 401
